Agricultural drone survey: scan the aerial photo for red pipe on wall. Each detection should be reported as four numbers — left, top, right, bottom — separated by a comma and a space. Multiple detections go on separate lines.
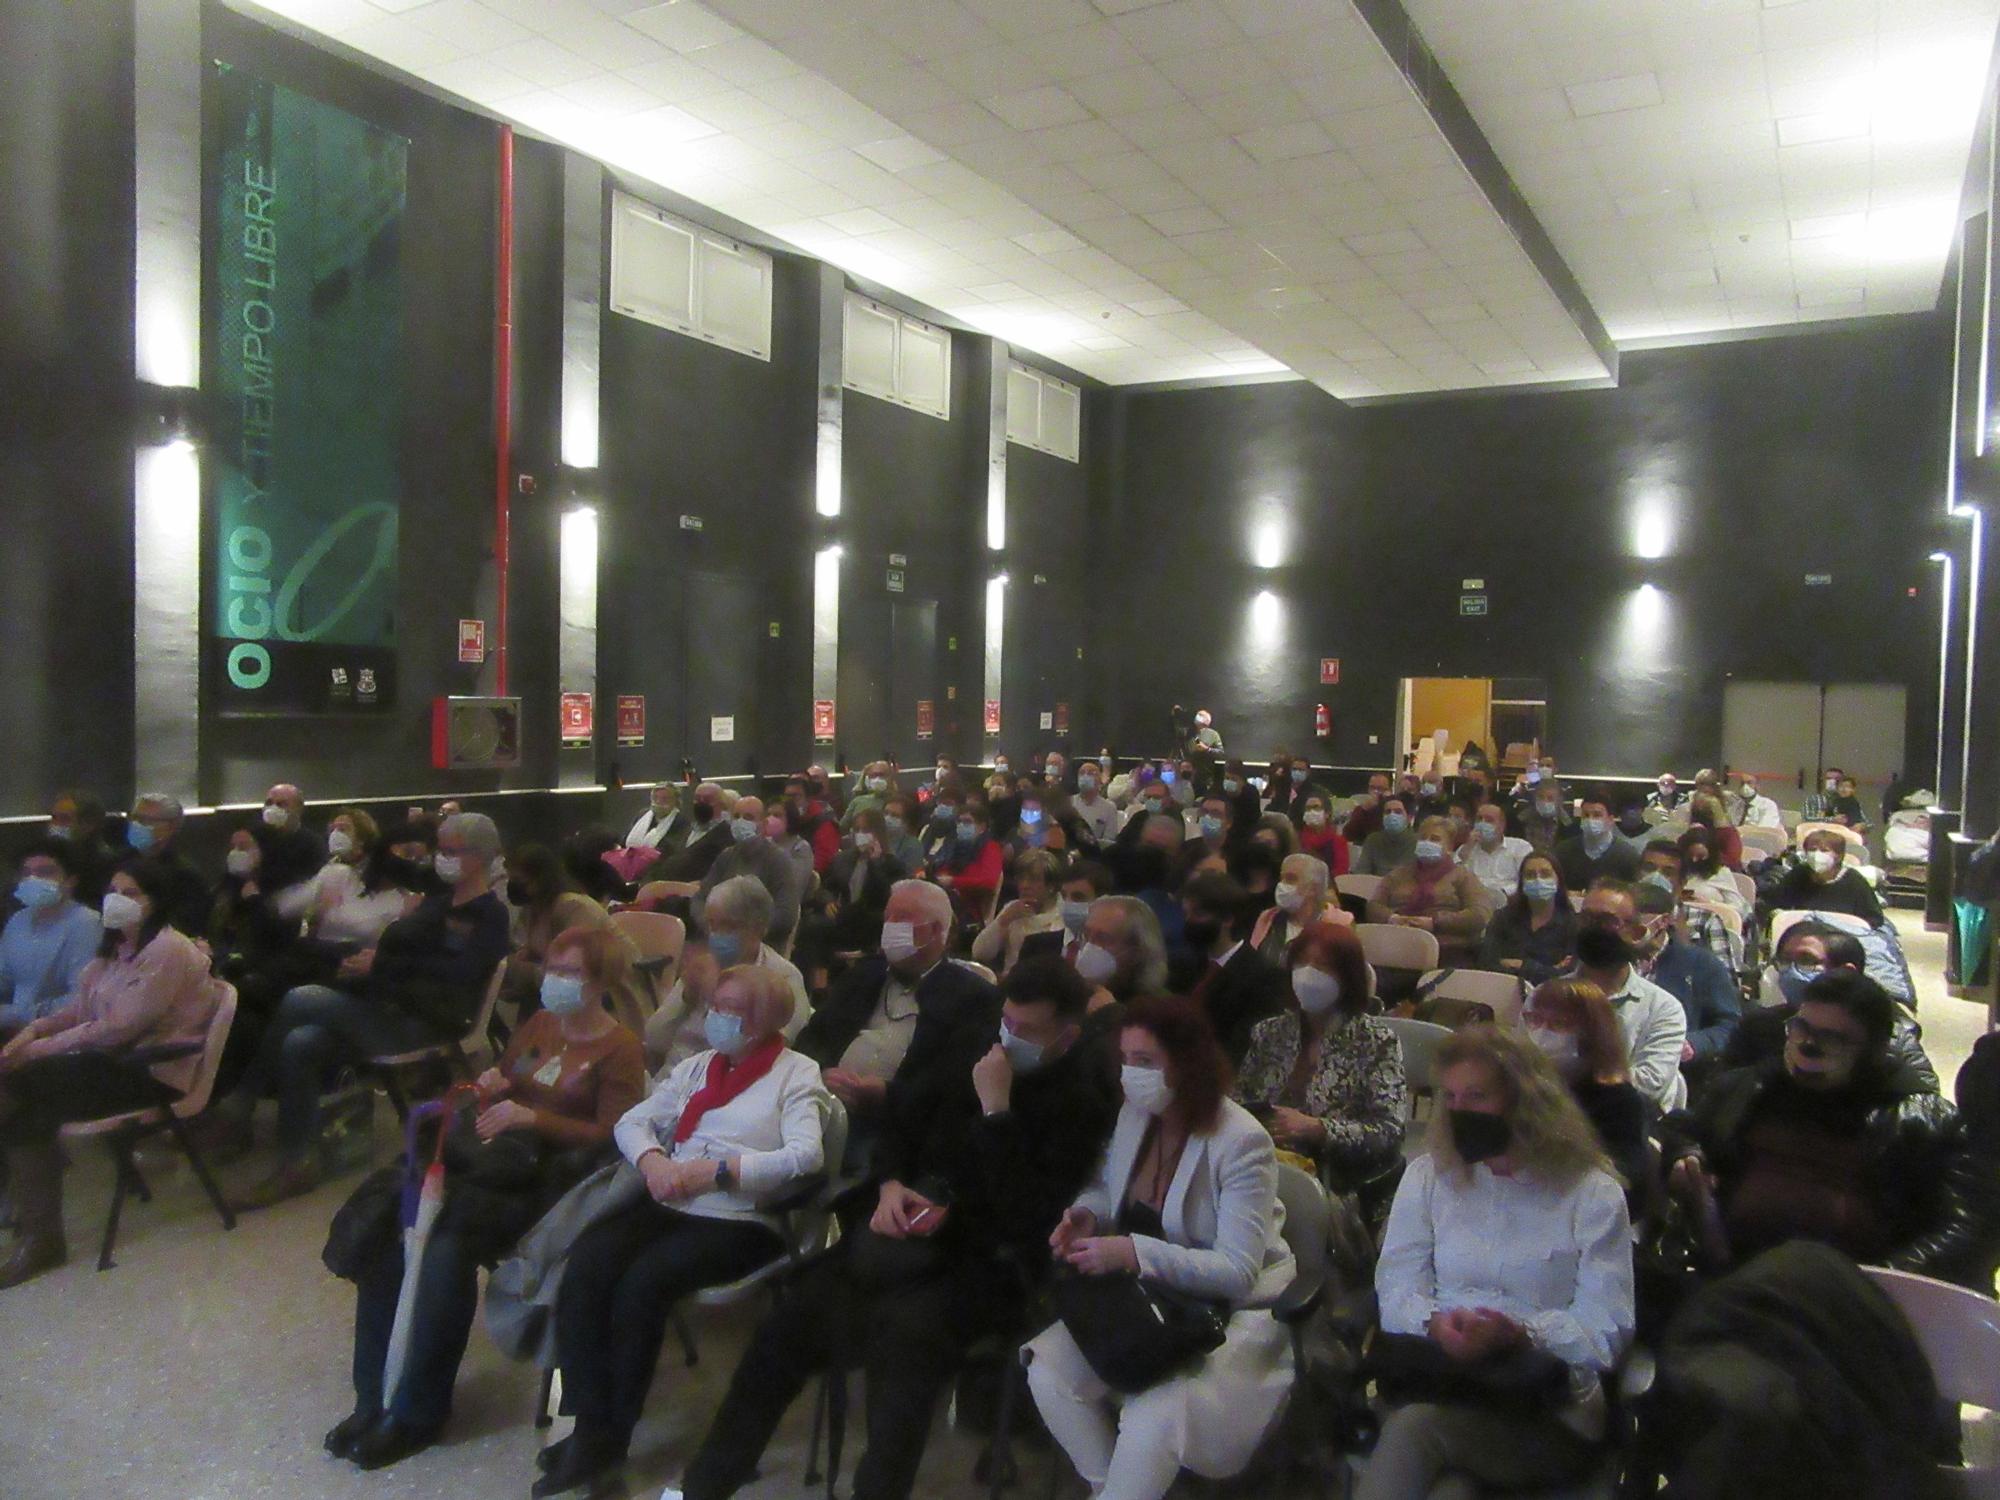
493, 124, 515, 698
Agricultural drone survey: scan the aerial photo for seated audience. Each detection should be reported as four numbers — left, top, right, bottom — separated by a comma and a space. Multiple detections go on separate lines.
932, 799, 1005, 925
0, 859, 220, 1287
537, 967, 829, 1497
1236, 921, 1405, 1185
503, 845, 647, 1035
218, 813, 513, 1208
1248, 853, 1344, 962
1646, 836, 1744, 970
1362, 1027, 1633, 1500
1458, 801, 1531, 901
646, 876, 808, 1072
1073, 894, 1171, 1018
1367, 816, 1496, 966
1647, 773, 1686, 817
1727, 923, 1937, 1090
1555, 796, 1641, 888
622, 784, 688, 858
1729, 774, 1783, 830
1824, 772, 1870, 833
878, 793, 929, 874
1026, 995, 1297, 1500
1686, 795, 1743, 870
254, 781, 329, 906
972, 848, 1066, 975
1267, 753, 1328, 827
1169, 871, 1286, 1068
1571, 881, 1687, 1113
838, 761, 894, 830
1184, 794, 1235, 865
1612, 797, 1655, 851
326, 926, 646, 1470
1759, 828, 1885, 926
1522, 978, 1652, 1202
1071, 760, 1120, 847
1296, 791, 1350, 874
1629, 881, 1740, 1070
121, 792, 211, 937
1665, 970, 1992, 1287
1513, 776, 1571, 854
662, 959, 1119, 1500
1354, 796, 1416, 876
0, 841, 103, 1034
817, 808, 906, 953
45, 788, 122, 906
1247, 812, 1300, 860
779, 774, 840, 874
1341, 771, 1395, 845
693, 797, 803, 949
1476, 851, 1576, 986
655, 783, 732, 884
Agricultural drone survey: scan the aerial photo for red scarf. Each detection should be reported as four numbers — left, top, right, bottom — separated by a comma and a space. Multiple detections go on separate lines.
673, 1033, 787, 1144
1405, 858, 1454, 914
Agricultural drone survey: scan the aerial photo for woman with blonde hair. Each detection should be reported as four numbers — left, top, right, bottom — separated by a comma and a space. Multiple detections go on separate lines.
1359, 1026, 1633, 1500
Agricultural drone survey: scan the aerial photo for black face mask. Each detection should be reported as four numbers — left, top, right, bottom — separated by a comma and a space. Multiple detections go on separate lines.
1183, 916, 1223, 950
505, 877, 531, 906
1575, 923, 1632, 969
691, 803, 715, 826
382, 856, 439, 893
1448, 1108, 1511, 1165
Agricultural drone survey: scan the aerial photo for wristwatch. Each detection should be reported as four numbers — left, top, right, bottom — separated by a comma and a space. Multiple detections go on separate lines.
713, 1159, 736, 1192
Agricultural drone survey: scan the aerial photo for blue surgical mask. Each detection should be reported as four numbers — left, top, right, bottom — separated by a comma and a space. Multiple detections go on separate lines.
884, 815, 906, 838
1382, 813, 1408, 834
47, 824, 72, 840
730, 818, 758, 842
1290, 767, 1306, 784
1639, 870, 1675, 893
13, 877, 62, 911
1778, 962, 1824, 1006
1078, 774, 1099, 793
1199, 815, 1224, 839
957, 821, 978, 844
1414, 839, 1444, 862
708, 930, 745, 967
1060, 898, 1090, 935
1583, 816, 1609, 839
703, 1008, 747, 1056
1160, 769, 1177, 786
540, 972, 587, 1016
1020, 806, 1043, 825
999, 1019, 1048, 1073
1223, 779, 1241, 794
1523, 877, 1558, 903
125, 822, 156, 854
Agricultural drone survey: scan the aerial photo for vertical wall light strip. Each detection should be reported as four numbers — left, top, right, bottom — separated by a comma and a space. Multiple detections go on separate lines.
1930, 551, 1954, 800
559, 156, 603, 471
132, 0, 203, 804
558, 507, 599, 787
813, 547, 842, 738
815, 263, 844, 519
1958, 506, 1983, 808
984, 575, 1006, 753
986, 343, 1008, 552
1981, 106, 1996, 460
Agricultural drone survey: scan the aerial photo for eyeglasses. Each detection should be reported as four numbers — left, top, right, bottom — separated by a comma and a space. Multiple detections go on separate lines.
1784, 1016, 1865, 1054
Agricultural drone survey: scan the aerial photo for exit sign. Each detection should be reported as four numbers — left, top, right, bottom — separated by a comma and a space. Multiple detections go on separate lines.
1459, 593, 1489, 617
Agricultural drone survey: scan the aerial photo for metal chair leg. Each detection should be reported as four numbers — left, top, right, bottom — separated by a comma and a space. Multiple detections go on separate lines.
988, 1352, 1024, 1500
97, 1137, 137, 1272
804, 1369, 830, 1485
534, 1367, 556, 1431
128, 1161, 153, 1205
380, 1068, 412, 1123
166, 1114, 237, 1232
825, 1367, 849, 1500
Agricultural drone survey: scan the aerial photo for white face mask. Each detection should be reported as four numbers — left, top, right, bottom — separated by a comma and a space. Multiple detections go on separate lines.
262, 803, 291, 828
1582, 816, 1609, 839
102, 892, 147, 932
327, 830, 356, 858
433, 854, 464, 884
1528, 1025, 1582, 1076
1303, 808, 1327, 828
1291, 965, 1342, 1016
880, 920, 921, 964
1074, 941, 1118, 984
1414, 839, 1444, 863
1121, 1063, 1173, 1116
1273, 881, 1306, 914
226, 848, 258, 878
1807, 849, 1839, 876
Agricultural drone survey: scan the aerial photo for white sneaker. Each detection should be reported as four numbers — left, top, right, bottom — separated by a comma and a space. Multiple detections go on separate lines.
658, 1489, 685, 1500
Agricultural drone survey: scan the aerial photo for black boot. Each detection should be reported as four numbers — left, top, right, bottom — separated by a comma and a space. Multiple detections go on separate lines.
348, 1413, 443, 1470
0, 1144, 66, 1290
323, 1407, 378, 1459
530, 1423, 627, 1497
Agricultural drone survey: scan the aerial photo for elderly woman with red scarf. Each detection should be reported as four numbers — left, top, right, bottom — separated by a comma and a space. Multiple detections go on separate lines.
536, 965, 832, 1498
1365, 814, 1497, 967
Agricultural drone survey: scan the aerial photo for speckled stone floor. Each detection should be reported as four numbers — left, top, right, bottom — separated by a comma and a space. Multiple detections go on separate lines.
0, 908, 1986, 1498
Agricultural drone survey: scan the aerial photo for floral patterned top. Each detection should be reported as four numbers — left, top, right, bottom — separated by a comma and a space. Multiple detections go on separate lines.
1235, 1009, 1407, 1179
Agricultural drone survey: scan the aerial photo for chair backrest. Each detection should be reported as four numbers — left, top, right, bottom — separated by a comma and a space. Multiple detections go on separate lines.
1382, 1016, 1457, 1099
613, 908, 686, 965
1768, 906, 1870, 955
1728, 870, 1757, 905
1273, 1161, 1332, 1277
1685, 899, 1744, 939
464, 964, 507, 1051
1740, 826, 1788, 859
1417, 967, 1526, 1028
1354, 922, 1440, 974
1861, 1265, 2000, 1495
173, 980, 239, 1119
956, 959, 999, 986
1796, 820, 1865, 852
1651, 821, 1689, 846
1335, 872, 1384, 904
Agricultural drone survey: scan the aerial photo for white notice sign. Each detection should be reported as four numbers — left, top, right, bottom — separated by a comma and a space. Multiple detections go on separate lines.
711, 716, 735, 742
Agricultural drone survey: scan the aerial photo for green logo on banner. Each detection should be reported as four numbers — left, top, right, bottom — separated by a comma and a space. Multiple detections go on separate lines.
209, 67, 407, 713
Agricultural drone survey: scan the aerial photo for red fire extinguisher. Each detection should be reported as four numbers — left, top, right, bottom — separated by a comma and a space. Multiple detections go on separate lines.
1314, 703, 1331, 739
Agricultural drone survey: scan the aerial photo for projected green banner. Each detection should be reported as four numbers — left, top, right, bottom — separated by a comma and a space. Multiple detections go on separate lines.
208, 67, 406, 714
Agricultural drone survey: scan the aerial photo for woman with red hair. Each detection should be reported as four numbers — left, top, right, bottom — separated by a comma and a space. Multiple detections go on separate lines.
1235, 921, 1406, 1186
1521, 978, 1650, 1202
1026, 995, 1297, 1499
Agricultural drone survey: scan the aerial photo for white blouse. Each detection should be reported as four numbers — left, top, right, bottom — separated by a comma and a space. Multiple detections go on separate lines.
306, 863, 410, 948
1377, 1152, 1633, 1379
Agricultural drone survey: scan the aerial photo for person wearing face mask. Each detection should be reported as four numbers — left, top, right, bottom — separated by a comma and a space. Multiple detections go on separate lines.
1071, 895, 1171, 1027
1055, 863, 1114, 963
1267, 753, 1327, 828
1293, 793, 1351, 875
1071, 760, 1120, 847
0, 842, 103, 1038
1169, 871, 1287, 1069
839, 761, 897, 831
797, 881, 1001, 1131
1185, 793, 1235, 863
1727, 925, 1938, 1089
646, 877, 809, 1075
1554, 797, 1640, 889
973, 849, 1068, 976
1457, 801, 1532, 902
1647, 773, 1686, 817
1668, 830, 1751, 931
326, 925, 646, 1471
1568, 881, 1687, 1113
1684, 796, 1744, 874
1362, 1028, 1634, 1500
621, 783, 689, 858
932, 799, 1005, 927
763, 797, 820, 891
1729, 775, 1783, 830
1627, 882, 1740, 1078
780, 774, 842, 875
814, 808, 908, 956
290, 813, 442, 997
252, 780, 328, 907
219, 814, 514, 1209
500, 845, 648, 1037
203, 826, 318, 1080
1760, 829, 1886, 926
1478, 852, 1578, 986
1663, 971, 1993, 1287
1340, 771, 1396, 844
1513, 774, 1571, 855
689, 796, 804, 951
1521, 979, 1651, 1208
1026, 994, 1296, 1500
1367, 816, 1497, 968
1247, 853, 1345, 962
660, 959, 1116, 1500
1611, 797, 1655, 850
0, 859, 220, 1287
535, 967, 831, 1497
651, 783, 734, 886
118, 792, 211, 938
44, 789, 121, 908
1634, 838, 1743, 977
875, 794, 929, 874
1007, 791, 1070, 859
1236, 922, 1404, 1184
1355, 796, 1418, 876
985, 764, 1023, 839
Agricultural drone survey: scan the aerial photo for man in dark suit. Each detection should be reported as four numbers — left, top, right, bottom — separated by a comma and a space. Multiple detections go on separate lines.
654, 783, 732, 883
1168, 869, 1286, 1066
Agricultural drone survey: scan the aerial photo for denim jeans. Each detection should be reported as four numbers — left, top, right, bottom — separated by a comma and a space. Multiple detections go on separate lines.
239, 984, 439, 1152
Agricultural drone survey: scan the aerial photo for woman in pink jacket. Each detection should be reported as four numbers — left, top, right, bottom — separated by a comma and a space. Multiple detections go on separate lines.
0, 859, 218, 1288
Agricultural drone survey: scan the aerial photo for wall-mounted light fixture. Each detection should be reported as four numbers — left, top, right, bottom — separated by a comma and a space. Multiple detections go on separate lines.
1951, 504, 1982, 802
1929, 549, 1954, 798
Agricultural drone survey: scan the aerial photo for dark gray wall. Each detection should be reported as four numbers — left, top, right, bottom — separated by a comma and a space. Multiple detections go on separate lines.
0, 0, 137, 816
1003, 417, 1093, 759
1095, 319, 1950, 782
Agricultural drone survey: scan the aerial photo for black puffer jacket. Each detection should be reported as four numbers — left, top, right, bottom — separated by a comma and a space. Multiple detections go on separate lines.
1673, 1059, 1998, 1288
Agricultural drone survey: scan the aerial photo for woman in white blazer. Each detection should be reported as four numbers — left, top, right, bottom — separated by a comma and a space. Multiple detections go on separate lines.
1026, 993, 1295, 1500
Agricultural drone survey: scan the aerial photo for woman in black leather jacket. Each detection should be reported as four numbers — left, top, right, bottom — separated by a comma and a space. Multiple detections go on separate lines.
1665, 970, 1996, 1289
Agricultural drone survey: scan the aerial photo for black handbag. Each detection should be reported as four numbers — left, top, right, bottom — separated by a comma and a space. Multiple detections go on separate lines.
1051, 1270, 1229, 1393
1364, 1330, 1570, 1415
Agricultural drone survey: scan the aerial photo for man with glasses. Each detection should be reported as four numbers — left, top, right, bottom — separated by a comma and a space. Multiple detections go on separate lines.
1663, 970, 1993, 1287
120, 793, 212, 937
